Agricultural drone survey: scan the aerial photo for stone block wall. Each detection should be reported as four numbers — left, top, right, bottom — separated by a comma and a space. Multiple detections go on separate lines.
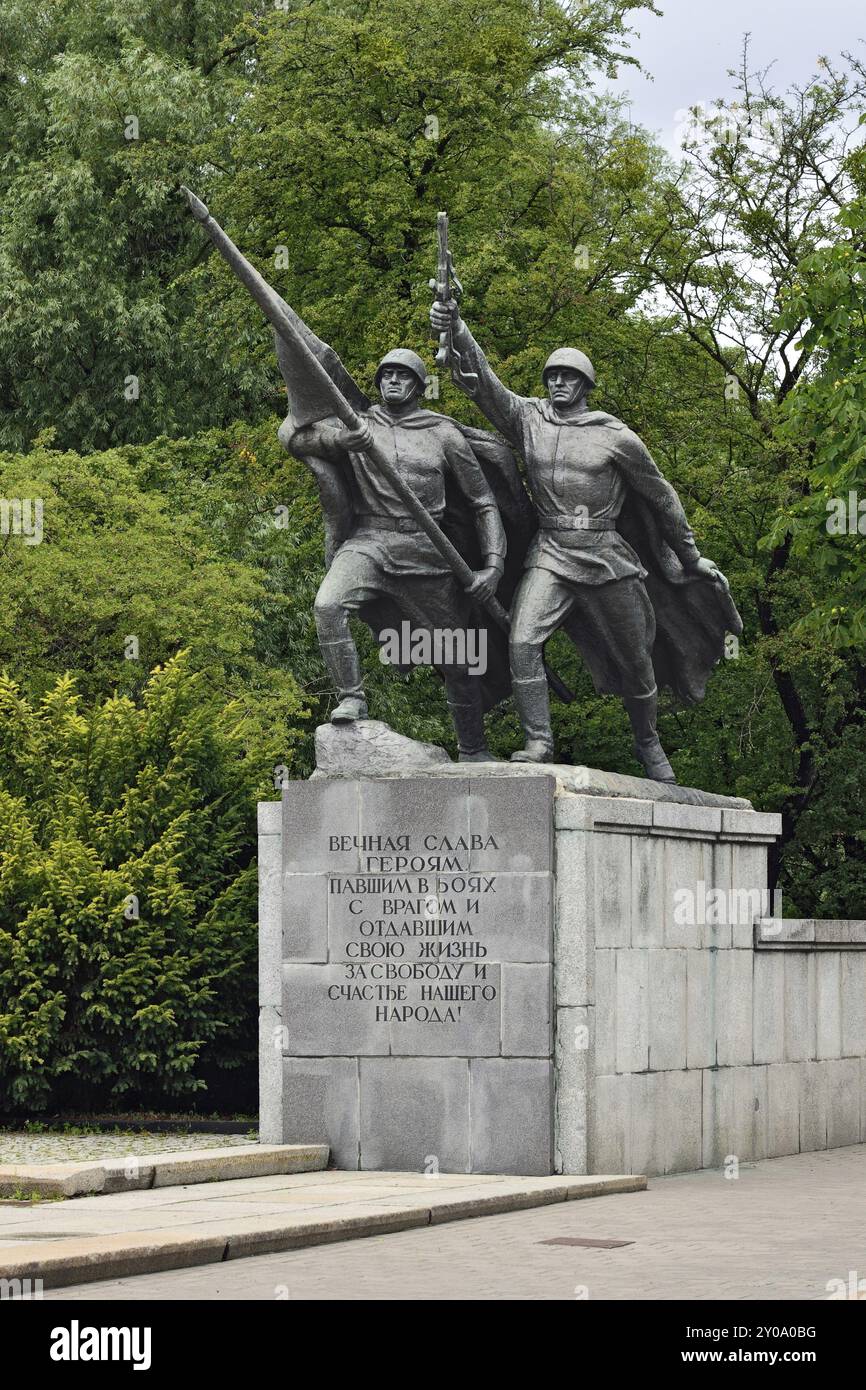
554, 795, 866, 1176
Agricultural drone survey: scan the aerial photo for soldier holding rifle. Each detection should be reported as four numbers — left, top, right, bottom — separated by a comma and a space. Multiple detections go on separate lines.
430, 216, 741, 782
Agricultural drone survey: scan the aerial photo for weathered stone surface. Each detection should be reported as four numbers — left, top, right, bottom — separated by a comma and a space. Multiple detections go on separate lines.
784, 954, 817, 1063
282, 779, 359, 873
283, 1058, 360, 1168
258, 1004, 283, 1144
629, 1073, 664, 1176
359, 1058, 470, 1172
648, 949, 687, 1072
594, 950, 617, 1074
310, 756, 751, 807
556, 795, 653, 832
359, 775, 470, 865
816, 953, 842, 1061
470, 1058, 553, 1175
258, 828, 282, 1007
766, 1062, 800, 1158
753, 951, 785, 1066
799, 1061, 828, 1152
615, 948, 649, 1073
554, 1005, 589, 1174
720, 808, 783, 839
663, 836, 708, 949
387, 965, 502, 1057
501, 964, 552, 1056
554, 830, 594, 1005
282, 872, 328, 962
265, 765, 866, 1181
686, 948, 714, 1070
706, 840, 733, 949
841, 954, 866, 1057
326, 870, 552, 964
730, 843, 770, 948
593, 832, 632, 949
282, 964, 389, 1057
588, 1073, 630, 1174
631, 833, 666, 947
660, 1070, 703, 1174
826, 1058, 860, 1149
315, 719, 450, 776
653, 802, 722, 837
715, 949, 753, 1068
467, 774, 554, 871
702, 1066, 768, 1167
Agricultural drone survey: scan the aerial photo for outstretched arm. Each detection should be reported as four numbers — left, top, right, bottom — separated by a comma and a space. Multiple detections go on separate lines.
429, 300, 528, 447
279, 413, 373, 463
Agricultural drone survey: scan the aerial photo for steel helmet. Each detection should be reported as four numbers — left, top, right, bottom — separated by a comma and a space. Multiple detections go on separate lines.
374, 348, 428, 389
542, 347, 596, 389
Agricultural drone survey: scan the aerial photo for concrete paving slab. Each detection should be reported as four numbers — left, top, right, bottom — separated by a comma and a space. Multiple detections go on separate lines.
0, 1169, 646, 1289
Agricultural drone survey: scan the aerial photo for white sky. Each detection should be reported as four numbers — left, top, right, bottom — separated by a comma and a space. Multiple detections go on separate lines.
606, 0, 865, 149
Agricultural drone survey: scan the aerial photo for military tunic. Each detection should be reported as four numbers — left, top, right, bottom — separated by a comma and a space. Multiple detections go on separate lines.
450, 320, 701, 583
448, 319, 702, 699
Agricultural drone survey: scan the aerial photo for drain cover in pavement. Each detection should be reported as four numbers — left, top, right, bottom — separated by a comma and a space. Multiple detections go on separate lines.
539, 1237, 634, 1249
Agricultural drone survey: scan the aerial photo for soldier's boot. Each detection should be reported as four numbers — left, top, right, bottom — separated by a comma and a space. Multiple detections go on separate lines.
321, 638, 369, 723
511, 676, 555, 763
446, 687, 499, 763
624, 688, 676, 784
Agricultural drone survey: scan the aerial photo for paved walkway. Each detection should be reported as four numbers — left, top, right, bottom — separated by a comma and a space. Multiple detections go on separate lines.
42, 1144, 866, 1300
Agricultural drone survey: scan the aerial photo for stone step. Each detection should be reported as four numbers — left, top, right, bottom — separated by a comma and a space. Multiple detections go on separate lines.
0, 1143, 329, 1199
0, 1170, 646, 1289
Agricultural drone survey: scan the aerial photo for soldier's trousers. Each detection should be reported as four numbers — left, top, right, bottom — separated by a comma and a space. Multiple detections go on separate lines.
509, 569, 657, 696
314, 549, 488, 754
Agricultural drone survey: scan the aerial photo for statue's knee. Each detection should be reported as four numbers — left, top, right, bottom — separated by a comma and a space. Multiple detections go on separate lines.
313, 597, 344, 633
510, 639, 543, 682
620, 668, 656, 700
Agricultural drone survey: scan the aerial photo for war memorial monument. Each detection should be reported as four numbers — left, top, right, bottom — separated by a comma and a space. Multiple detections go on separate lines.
185, 194, 866, 1180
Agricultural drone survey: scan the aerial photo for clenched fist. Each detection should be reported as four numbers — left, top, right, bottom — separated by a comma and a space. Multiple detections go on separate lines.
430, 298, 459, 334
342, 419, 374, 452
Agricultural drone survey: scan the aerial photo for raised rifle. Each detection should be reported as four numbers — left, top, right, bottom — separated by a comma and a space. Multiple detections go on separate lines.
429, 211, 477, 390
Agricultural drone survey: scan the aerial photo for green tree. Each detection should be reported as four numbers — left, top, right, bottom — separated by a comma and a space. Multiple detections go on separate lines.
623, 47, 866, 908
0, 654, 278, 1110
0, 0, 652, 452
0, 0, 257, 451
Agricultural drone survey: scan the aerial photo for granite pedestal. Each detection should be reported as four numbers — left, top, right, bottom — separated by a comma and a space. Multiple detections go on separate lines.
260, 763, 866, 1175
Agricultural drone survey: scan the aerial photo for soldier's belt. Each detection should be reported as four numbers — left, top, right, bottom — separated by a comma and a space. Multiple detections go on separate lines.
355, 512, 445, 535
538, 515, 616, 531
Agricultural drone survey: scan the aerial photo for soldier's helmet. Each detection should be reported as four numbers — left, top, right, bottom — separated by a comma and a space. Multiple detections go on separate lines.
542, 347, 596, 390
375, 348, 428, 390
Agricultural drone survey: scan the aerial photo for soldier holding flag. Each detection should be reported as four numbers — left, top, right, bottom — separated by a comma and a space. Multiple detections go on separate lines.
282, 347, 508, 760
181, 189, 547, 762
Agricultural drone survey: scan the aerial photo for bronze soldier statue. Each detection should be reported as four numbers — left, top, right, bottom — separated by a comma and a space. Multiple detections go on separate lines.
429, 296, 741, 782
182, 190, 737, 783
281, 347, 508, 761
180, 189, 560, 766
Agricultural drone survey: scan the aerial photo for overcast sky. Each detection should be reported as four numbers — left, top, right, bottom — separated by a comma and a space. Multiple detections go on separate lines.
606, 0, 865, 149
